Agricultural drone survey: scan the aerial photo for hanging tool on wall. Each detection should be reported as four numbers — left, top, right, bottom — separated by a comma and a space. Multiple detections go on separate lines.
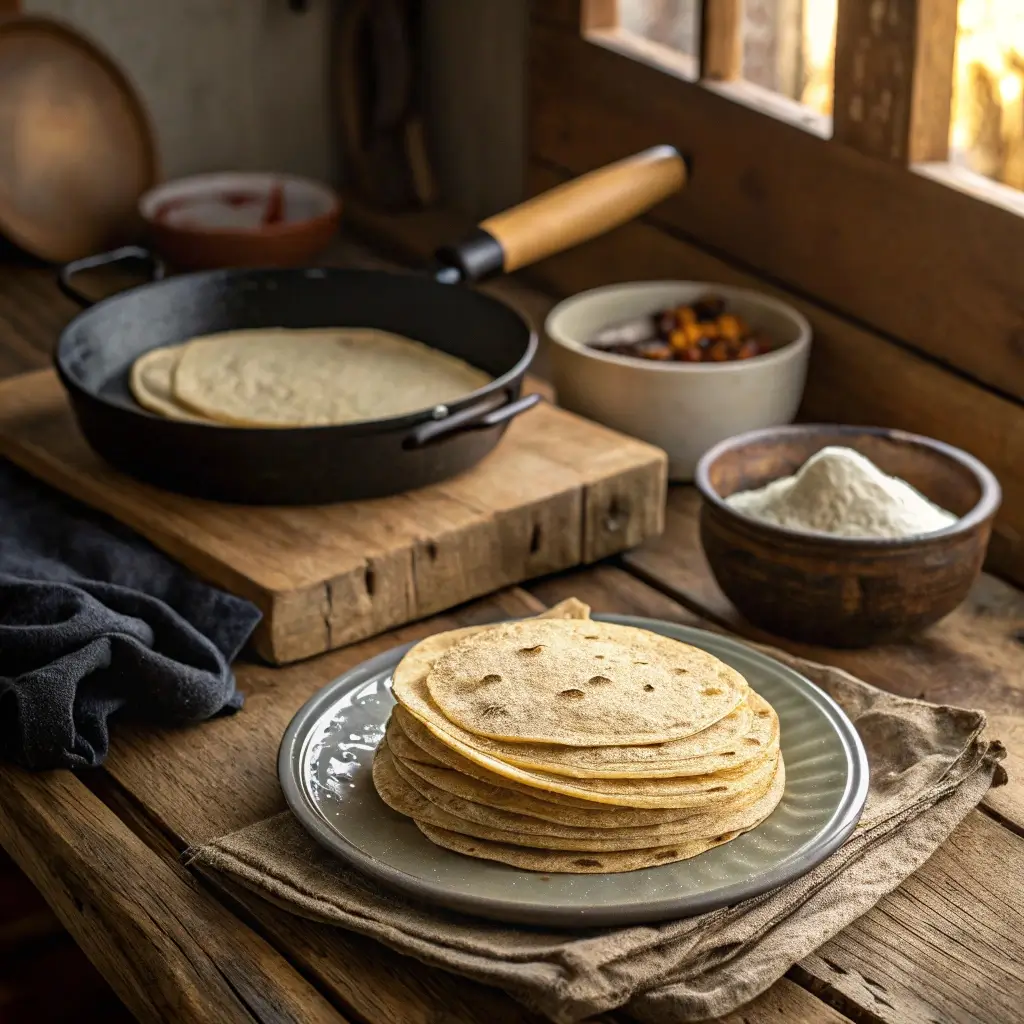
336, 0, 437, 210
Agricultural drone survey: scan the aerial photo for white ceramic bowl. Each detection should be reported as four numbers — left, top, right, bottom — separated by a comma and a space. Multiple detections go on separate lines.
546, 282, 812, 481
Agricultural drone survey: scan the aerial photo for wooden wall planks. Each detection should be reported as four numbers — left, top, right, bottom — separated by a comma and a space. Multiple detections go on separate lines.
528, 19, 1024, 403
832, 0, 958, 164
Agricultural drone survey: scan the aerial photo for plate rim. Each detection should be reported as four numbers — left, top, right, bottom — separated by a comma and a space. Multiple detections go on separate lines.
278, 616, 870, 926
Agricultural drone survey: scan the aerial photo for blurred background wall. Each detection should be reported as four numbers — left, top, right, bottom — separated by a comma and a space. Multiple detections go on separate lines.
23, 0, 335, 182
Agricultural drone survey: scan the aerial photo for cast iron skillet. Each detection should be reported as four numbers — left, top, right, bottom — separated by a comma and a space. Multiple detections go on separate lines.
55, 146, 686, 504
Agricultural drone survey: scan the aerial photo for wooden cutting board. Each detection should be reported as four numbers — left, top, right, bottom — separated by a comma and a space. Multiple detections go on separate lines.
0, 370, 667, 664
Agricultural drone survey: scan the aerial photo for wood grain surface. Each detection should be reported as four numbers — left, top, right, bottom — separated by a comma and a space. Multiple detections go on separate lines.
1, 238, 1020, 1024
0, 369, 666, 664
0, 769, 345, 1024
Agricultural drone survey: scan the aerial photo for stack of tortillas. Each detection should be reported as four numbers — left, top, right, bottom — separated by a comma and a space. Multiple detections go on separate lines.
128, 328, 491, 427
374, 599, 785, 874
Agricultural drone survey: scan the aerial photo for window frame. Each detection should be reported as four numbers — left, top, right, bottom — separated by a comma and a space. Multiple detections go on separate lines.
525, 0, 1024, 583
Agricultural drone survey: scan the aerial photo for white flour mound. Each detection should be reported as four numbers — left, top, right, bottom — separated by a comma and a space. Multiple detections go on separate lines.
725, 446, 958, 539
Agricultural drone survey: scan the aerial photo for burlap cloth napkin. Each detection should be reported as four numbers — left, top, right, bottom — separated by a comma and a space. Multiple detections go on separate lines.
187, 648, 1006, 1023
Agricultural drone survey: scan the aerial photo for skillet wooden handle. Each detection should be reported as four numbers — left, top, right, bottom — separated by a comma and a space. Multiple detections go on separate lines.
436, 146, 685, 281
483, 146, 685, 272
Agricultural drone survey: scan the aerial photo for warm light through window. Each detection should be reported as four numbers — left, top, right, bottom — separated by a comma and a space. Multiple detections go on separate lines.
950, 0, 1024, 188
618, 0, 1024, 188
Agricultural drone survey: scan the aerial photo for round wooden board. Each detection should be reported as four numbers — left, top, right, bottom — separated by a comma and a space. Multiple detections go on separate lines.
0, 16, 158, 261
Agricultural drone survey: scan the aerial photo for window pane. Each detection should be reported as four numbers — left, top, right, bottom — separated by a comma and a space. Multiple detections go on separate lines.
616, 1, 836, 113
742, 0, 836, 114
618, 0, 699, 60
950, 0, 1024, 188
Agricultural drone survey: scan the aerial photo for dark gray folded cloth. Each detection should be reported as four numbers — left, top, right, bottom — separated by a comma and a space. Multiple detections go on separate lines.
0, 461, 261, 770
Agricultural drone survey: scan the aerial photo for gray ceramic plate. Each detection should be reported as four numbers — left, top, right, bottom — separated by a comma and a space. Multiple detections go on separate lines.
279, 616, 869, 927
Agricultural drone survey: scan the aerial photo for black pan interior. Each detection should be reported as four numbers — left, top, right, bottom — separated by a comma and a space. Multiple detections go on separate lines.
58, 267, 533, 422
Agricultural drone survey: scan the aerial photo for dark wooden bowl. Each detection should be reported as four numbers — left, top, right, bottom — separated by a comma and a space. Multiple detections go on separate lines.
695, 425, 1001, 647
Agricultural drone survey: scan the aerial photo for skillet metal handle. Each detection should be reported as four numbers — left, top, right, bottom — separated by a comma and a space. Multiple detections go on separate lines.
58, 245, 167, 308
403, 393, 541, 449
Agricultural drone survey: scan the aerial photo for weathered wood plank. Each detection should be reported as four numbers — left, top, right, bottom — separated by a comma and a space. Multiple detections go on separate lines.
714, 978, 854, 1023
798, 810, 1024, 1023
88, 771, 555, 1024
832, 0, 958, 164
905, 0, 959, 163
528, 19, 1024, 402
0, 769, 346, 1024
0, 316, 47, 380
620, 487, 1024, 831
0, 370, 664, 664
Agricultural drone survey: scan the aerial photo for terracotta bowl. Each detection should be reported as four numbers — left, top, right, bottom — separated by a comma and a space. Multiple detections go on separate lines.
139, 171, 340, 270
695, 425, 1001, 647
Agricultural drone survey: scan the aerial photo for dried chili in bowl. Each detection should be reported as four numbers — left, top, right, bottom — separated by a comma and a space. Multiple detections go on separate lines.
589, 296, 774, 363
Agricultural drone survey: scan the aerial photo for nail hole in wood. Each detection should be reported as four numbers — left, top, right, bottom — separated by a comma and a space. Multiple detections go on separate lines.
529, 523, 542, 554
603, 497, 626, 532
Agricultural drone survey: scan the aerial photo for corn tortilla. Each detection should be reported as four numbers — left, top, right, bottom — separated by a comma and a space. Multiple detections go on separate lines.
172, 327, 492, 427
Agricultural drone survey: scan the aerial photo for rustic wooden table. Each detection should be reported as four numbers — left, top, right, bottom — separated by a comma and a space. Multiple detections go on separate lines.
0, 242, 1023, 1024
